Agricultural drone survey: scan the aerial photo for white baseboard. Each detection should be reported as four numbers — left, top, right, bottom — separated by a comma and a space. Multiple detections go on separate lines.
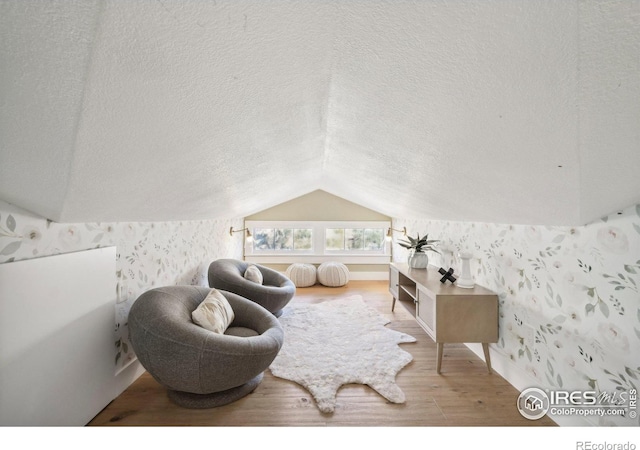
278, 270, 389, 281
348, 271, 388, 281
465, 343, 593, 427
114, 359, 146, 399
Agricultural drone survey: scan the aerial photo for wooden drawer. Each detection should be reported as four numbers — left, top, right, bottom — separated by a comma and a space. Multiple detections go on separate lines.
435, 295, 498, 343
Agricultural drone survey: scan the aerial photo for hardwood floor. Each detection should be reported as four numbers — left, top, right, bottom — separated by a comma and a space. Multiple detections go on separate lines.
88, 281, 557, 427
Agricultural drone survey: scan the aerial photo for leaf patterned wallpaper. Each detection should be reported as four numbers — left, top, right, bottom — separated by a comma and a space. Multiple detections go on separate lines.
2, 195, 638, 425
0, 200, 244, 372
393, 204, 640, 426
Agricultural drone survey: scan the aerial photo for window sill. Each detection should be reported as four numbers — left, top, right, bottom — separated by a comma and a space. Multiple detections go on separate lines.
244, 254, 391, 265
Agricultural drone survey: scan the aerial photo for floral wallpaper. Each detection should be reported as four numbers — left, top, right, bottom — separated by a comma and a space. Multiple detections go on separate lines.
393, 203, 640, 426
3, 194, 638, 425
0, 200, 244, 373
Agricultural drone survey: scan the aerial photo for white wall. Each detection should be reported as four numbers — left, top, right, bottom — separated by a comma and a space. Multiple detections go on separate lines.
245, 189, 391, 277
1, 247, 119, 425
0, 199, 243, 422
393, 203, 640, 426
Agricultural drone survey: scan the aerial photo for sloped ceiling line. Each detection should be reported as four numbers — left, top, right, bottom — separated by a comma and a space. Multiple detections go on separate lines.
0, 1, 638, 226
60, 0, 106, 222
0, 0, 104, 220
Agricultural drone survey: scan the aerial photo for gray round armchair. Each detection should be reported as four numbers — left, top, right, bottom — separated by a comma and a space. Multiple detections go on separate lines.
208, 259, 295, 316
128, 285, 283, 408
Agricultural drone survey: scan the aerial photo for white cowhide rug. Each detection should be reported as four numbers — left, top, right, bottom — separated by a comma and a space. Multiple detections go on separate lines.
269, 295, 416, 413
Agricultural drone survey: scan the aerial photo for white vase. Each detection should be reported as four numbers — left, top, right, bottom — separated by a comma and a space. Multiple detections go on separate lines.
456, 251, 474, 288
408, 250, 429, 269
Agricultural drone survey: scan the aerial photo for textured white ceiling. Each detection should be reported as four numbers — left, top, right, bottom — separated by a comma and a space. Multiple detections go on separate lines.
1, 0, 638, 225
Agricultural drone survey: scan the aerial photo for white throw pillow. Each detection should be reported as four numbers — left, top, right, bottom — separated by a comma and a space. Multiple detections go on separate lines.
244, 264, 264, 284
191, 289, 235, 334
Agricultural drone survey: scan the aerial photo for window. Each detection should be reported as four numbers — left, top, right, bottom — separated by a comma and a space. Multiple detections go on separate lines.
253, 228, 313, 251
325, 228, 384, 252
244, 221, 391, 264
325, 228, 344, 251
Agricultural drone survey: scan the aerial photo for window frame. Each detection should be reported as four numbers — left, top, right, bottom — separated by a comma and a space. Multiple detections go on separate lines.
250, 225, 315, 254
244, 220, 391, 264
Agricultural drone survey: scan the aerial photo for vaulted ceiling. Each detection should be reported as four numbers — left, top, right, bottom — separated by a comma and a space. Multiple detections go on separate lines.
1, 0, 638, 226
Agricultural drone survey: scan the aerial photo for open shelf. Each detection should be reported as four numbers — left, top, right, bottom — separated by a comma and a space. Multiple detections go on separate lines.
397, 272, 417, 317
399, 284, 416, 300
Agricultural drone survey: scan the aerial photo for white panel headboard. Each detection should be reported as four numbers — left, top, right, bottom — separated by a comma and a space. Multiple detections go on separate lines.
0, 247, 117, 425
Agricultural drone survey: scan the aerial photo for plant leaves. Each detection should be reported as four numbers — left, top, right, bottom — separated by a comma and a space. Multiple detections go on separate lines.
557, 374, 563, 387
552, 235, 565, 243
599, 301, 610, 318
633, 223, 640, 235
585, 303, 595, 315
545, 373, 554, 386
545, 295, 556, 308
0, 240, 21, 256
6, 214, 16, 232
624, 264, 637, 274
553, 315, 567, 323
556, 294, 563, 307
546, 283, 553, 298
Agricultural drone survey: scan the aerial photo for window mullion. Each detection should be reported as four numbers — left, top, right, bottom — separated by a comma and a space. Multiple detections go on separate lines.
320, 224, 327, 255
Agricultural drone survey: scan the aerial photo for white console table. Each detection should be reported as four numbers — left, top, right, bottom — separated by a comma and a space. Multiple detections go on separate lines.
389, 262, 498, 374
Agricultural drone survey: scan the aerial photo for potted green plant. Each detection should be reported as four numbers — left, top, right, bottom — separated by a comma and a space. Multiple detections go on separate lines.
398, 233, 439, 268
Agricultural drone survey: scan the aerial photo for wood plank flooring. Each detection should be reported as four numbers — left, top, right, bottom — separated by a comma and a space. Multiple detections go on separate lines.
88, 281, 557, 427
